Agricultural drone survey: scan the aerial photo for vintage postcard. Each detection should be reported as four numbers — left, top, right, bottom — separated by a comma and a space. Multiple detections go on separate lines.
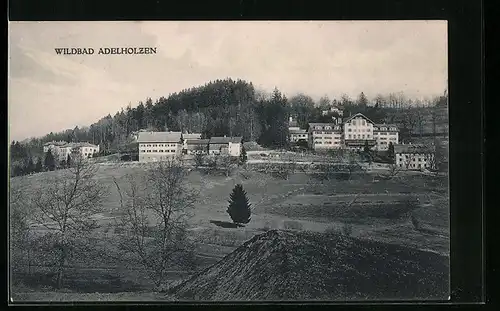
8, 21, 449, 302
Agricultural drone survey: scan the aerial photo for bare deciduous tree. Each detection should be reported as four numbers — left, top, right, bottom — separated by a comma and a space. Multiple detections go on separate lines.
113, 158, 198, 289
30, 154, 107, 288
10, 184, 34, 275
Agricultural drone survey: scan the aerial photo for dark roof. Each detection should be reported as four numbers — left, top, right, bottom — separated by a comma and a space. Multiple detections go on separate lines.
183, 133, 202, 140
343, 113, 375, 125
290, 129, 307, 134
186, 139, 209, 145
137, 131, 182, 143
209, 137, 242, 144
394, 144, 434, 154
43, 141, 68, 146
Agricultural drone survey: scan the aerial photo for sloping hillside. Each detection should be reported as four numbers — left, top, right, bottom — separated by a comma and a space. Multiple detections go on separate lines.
170, 230, 449, 301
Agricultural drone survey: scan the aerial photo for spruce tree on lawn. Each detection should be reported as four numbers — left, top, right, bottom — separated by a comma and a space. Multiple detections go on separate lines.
227, 184, 251, 225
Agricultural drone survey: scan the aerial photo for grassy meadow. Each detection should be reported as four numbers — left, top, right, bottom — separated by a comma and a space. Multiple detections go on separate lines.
9, 157, 449, 301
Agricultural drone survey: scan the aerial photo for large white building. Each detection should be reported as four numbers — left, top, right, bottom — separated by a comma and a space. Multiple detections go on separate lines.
306, 113, 399, 151
307, 123, 343, 150
373, 124, 399, 151
394, 144, 435, 170
43, 141, 100, 162
137, 131, 182, 162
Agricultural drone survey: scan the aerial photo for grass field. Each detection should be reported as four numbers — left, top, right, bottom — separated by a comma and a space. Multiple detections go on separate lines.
9, 160, 450, 301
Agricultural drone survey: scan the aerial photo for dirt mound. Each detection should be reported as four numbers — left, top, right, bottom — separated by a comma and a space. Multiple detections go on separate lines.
170, 230, 449, 301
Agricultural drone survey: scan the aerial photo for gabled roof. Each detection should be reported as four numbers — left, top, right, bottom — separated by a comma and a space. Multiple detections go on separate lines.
394, 144, 434, 154
209, 136, 242, 144
137, 131, 182, 143
343, 113, 375, 125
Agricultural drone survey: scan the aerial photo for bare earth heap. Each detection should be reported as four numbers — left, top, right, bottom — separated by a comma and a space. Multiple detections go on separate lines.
170, 230, 449, 301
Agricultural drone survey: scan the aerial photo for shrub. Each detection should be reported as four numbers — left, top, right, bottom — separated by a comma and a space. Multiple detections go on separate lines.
341, 223, 353, 236
283, 220, 303, 231
410, 214, 421, 231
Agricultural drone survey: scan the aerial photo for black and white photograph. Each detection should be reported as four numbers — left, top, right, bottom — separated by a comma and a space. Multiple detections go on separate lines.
8, 21, 450, 302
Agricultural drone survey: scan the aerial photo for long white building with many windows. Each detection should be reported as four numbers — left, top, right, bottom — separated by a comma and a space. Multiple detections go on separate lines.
137, 131, 182, 162
306, 113, 399, 151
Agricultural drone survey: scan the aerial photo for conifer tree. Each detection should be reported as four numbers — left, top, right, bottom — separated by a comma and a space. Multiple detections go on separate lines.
67, 154, 72, 168
44, 150, 56, 171
226, 184, 251, 225
239, 146, 247, 164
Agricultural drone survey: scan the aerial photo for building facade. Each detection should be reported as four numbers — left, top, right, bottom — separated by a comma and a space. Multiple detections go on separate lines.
306, 113, 399, 151
290, 129, 308, 143
373, 124, 399, 151
307, 123, 343, 150
137, 131, 182, 162
182, 133, 202, 151
208, 137, 242, 156
185, 139, 209, 155
43, 141, 100, 162
394, 144, 435, 170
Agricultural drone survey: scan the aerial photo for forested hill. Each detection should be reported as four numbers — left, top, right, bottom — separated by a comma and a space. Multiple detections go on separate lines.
14, 78, 295, 157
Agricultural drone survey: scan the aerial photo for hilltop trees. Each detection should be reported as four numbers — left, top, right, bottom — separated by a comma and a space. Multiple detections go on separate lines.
30, 154, 107, 288
257, 88, 290, 148
113, 159, 198, 289
227, 184, 251, 225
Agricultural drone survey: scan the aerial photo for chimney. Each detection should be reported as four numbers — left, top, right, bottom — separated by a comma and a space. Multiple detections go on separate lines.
289, 116, 293, 123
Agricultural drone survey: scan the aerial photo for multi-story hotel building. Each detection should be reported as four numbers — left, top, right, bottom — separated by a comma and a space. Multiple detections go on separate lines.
137, 131, 182, 162
307, 123, 343, 150
373, 124, 399, 151
306, 113, 399, 151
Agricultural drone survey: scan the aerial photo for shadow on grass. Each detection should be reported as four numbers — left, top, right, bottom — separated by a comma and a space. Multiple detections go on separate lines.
210, 220, 244, 228
13, 270, 146, 293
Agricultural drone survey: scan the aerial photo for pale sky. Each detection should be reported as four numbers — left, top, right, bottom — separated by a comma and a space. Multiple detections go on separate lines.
8, 21, 447, 141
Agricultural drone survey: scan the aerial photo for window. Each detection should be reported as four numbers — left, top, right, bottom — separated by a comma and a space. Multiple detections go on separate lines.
352, 120, 356, 126
325, 126, 331, 130
147, 150, 151, 153
348, 134, 352, 139
362, 135, 365, 139
159, 150, 164, 153
153, 150, 157, 152
315, 126, 322, 130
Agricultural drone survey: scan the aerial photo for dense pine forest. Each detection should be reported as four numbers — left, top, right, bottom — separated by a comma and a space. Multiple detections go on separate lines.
9, 78, 448, 177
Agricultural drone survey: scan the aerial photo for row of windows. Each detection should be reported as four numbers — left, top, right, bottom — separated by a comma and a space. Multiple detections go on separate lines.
375, 132, 397, 135
140, 149, 177, 153
291, 134, 307, 137
314, 141, 341, 145
347, 128, 372, 133
141, 144, 178, 148
347, 134, 372, 139
399, 163, 428, 168
350, 119, 368, 126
